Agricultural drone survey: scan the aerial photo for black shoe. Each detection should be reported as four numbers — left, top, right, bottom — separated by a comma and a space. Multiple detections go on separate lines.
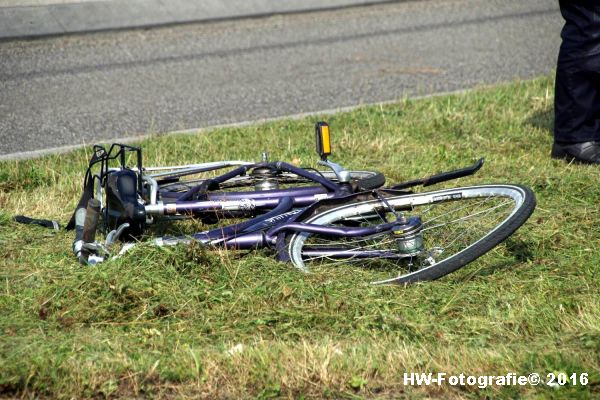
551, 141, 600, 164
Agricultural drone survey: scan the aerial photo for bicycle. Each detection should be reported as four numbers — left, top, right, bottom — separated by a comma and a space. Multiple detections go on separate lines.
72, 122, 536, 285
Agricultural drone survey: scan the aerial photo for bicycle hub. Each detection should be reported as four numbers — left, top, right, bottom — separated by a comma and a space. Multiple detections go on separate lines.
251, 166, 281, 191
392, 216, 424, 255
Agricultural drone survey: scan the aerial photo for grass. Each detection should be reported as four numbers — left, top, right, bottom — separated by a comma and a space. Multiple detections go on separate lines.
1, 75, 599, 399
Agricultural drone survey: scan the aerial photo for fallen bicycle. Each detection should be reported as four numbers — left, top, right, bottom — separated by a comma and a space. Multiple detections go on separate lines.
65, 122, 536, 285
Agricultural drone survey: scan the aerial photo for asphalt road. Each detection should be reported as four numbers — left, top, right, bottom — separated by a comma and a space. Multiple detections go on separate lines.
0, 0, 561, 158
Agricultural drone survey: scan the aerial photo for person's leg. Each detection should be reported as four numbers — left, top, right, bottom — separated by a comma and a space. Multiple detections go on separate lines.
554, 53, 600, 144
552, 1, 600, 163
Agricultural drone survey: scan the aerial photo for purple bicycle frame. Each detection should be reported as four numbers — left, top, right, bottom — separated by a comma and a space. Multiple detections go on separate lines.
153, 161, 349, 215
152, 161, 409, 259
158, 197, 398, 253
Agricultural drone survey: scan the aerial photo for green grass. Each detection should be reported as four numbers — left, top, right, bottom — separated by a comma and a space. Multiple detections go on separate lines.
1, 75, 599, 399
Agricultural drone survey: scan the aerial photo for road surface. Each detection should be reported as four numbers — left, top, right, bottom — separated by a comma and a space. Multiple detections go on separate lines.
0, 0, 561, 158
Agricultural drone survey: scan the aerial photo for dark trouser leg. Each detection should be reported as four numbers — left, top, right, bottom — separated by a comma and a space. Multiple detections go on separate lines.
554, 50, 600, 143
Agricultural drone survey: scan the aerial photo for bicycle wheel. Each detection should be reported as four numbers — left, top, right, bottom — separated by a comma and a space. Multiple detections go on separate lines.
286, 184, 536, 284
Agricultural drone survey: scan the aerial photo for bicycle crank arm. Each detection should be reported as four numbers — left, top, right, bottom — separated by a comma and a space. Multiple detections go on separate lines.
391, 158, 484, 190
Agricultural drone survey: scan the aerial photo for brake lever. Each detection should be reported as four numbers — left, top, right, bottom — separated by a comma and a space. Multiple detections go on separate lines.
80, 222, 131, 265
106, 222, 130, 247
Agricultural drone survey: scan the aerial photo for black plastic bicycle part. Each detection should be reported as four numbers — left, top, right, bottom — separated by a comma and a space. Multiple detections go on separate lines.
391, 158, 485, 190
99, 143, 143, 193
105, 169, 146, 238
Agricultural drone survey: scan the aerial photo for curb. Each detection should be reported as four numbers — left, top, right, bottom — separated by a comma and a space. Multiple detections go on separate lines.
0, 0, 402, 40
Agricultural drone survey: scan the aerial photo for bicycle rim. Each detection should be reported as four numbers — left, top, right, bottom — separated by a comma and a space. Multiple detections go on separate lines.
287, 184, 535, 284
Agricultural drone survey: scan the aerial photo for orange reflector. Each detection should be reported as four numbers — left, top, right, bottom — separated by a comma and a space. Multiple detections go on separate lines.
315, 121, 332, 160
321, 125, 331, 154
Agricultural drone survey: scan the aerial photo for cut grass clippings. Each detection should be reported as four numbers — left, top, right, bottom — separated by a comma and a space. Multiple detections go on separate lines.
1, 75, 599, 399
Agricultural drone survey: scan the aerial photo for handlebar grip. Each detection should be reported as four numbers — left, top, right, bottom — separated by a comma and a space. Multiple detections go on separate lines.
82, 198, 101, 245
73, 198, 101, 263
73, 207, 86, 247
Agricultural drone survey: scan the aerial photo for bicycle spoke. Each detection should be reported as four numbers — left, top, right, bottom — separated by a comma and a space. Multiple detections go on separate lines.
421, 199, 511, 232
421, 199, 511, 263
288, 185, 532, 284
421, 195, 497, 227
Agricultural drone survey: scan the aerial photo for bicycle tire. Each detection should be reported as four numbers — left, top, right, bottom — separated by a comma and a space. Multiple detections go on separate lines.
286, 184, 536, 285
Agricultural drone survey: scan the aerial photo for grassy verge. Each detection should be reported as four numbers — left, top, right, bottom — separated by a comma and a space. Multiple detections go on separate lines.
1, 75, 599, 399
